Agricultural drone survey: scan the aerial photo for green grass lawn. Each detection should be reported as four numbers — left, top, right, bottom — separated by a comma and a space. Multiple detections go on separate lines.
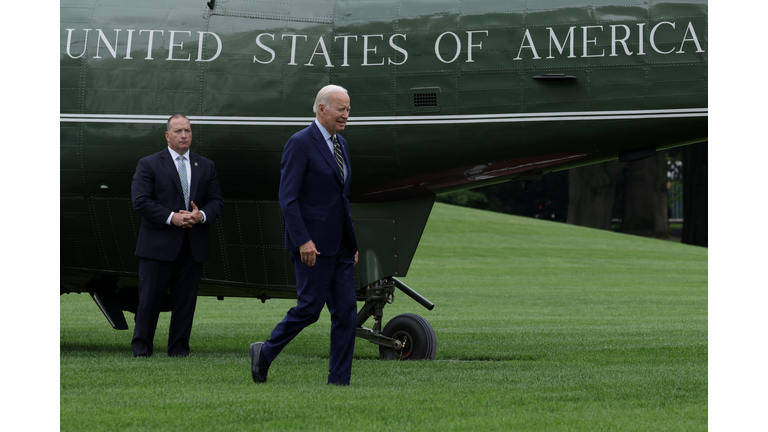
60, 203, 707, 431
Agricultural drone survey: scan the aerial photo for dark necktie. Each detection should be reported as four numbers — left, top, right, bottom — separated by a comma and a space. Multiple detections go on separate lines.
333, 134, 345, 184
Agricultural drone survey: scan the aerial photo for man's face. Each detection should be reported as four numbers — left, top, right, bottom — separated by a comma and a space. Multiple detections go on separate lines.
317, 92, 350, 135
166, 117, 192, 155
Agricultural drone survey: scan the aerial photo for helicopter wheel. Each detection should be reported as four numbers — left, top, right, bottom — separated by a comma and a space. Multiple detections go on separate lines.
379, 313, 436, 360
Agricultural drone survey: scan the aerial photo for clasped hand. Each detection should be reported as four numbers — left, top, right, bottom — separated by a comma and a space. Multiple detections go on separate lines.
172, 201, 202, 228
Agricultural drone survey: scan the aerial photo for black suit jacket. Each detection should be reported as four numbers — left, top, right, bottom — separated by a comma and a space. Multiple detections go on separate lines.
131, 148, 224, 263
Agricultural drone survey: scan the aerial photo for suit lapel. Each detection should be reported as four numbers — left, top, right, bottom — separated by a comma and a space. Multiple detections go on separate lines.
311, 122, 345, 186
160, 149, 185, 202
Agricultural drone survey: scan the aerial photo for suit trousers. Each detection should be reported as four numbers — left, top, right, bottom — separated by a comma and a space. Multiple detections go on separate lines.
132, 231, 203, 357
262, 229, 357, 385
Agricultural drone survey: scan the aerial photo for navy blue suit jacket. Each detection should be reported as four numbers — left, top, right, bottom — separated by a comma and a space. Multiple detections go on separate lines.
131, 149, 224, 263
279, 122, 357, 256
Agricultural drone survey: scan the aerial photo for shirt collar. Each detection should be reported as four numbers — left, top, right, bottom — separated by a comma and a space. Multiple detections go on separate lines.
314, 118, 333, 142
167, 146, 188, 161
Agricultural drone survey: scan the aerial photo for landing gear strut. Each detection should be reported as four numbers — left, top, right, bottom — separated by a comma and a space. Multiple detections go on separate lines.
355, 277, 437, 360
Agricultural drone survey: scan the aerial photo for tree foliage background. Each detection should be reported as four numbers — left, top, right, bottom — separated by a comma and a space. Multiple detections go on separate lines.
437, 170, 570, 223
436, 143, 707, 247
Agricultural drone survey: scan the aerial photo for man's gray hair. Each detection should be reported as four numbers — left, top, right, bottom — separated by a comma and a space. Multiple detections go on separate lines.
166, 113, 190, 131
313, 85, 348, 114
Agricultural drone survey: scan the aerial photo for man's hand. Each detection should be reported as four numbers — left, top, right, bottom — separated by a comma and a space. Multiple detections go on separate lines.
174, 202, 203, 228
171, 212, 187, 227
187, 201, 203, 225
354, 251, 358, 266
300, 240, 321, 267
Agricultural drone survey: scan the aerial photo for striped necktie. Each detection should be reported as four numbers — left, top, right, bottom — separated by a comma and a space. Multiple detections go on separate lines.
333, 134, 344, 184
177, 155, 190, 210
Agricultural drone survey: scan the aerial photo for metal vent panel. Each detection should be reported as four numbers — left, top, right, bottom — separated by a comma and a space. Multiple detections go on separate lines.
409, 87, 441, 113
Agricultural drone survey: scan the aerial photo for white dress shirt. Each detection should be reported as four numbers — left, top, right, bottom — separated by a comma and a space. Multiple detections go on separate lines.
165, 146, 206, 225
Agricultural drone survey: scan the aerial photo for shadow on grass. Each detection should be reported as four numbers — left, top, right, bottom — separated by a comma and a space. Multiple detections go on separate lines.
354, 354, 541, 362
436, 354, 541, 361
61, 339, 542, 363
60, 341, 249, 357
61, 341, 127, 354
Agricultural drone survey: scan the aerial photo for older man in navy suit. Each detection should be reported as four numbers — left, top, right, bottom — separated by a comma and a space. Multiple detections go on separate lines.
130, 114, 224, 358
250, 85, 359, 385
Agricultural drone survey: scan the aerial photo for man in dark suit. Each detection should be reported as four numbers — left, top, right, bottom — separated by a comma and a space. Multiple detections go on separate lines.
130, 114, 224, 357
250, 85, 359, 385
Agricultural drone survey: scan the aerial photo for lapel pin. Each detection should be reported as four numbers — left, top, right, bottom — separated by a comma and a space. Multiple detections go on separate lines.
194, 162, 198, 166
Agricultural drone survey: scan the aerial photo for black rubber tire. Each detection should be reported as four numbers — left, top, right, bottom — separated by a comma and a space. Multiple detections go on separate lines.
379, 313, 437, 360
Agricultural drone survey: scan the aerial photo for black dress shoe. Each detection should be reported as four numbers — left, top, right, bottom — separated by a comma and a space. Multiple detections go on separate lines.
249, 342, 270, 383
